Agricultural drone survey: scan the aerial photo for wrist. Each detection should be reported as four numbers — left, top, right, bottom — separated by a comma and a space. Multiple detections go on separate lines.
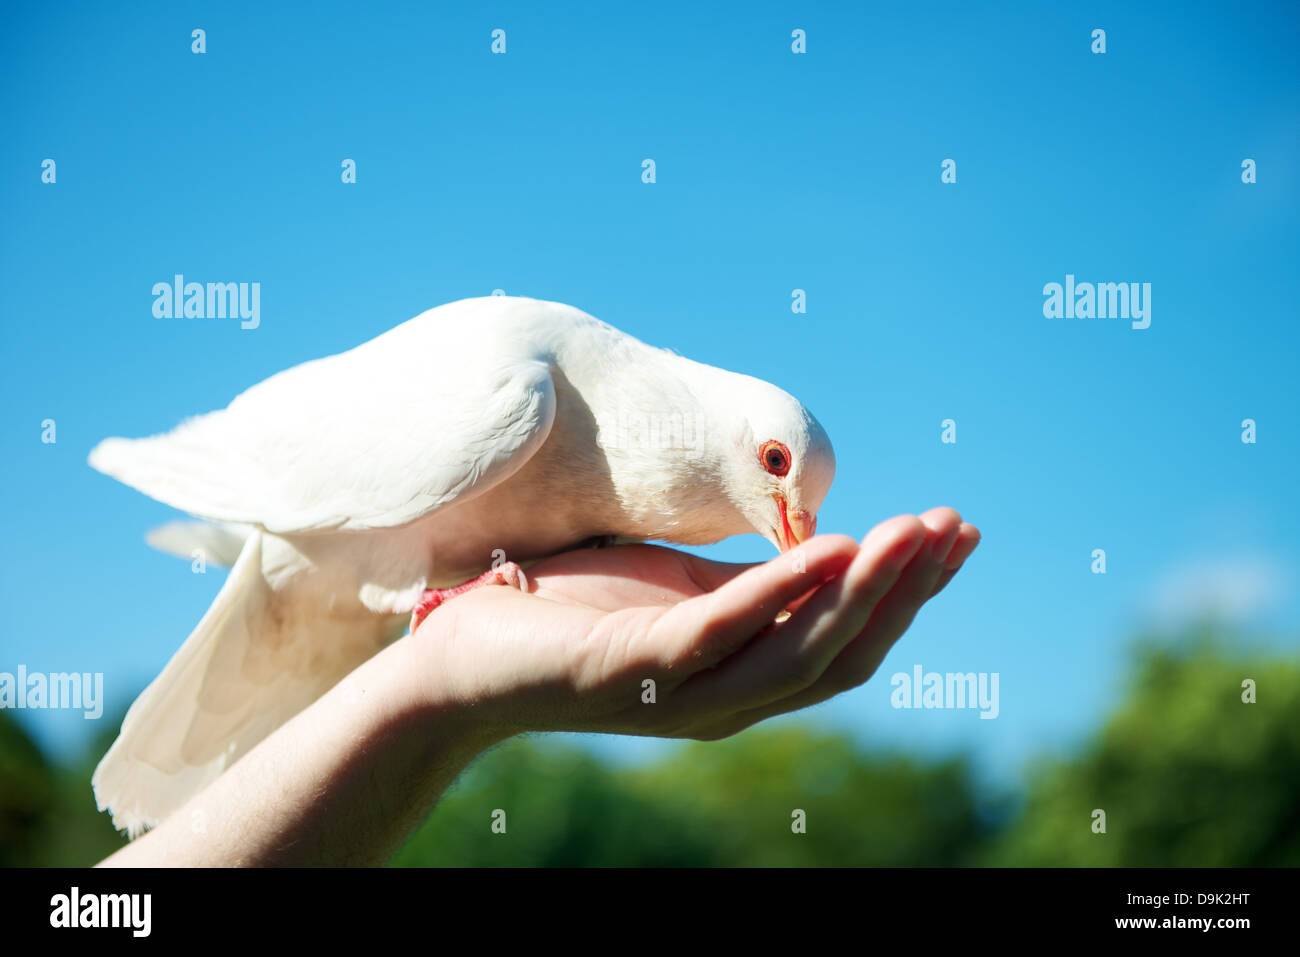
380, 619, 520, 753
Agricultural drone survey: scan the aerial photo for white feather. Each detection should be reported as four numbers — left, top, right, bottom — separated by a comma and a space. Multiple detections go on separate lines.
145, 521, 251, 568
93, 530, 400, 837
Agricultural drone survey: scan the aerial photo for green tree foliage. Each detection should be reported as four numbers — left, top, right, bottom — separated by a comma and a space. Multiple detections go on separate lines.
391, 728, 989, 866
0, 711, 56, 866
624, 729, 986, 867
391, 740, 724, 867
0, 712, 127, 867
2, 630, 1295, 867
984, 636, 1300, 866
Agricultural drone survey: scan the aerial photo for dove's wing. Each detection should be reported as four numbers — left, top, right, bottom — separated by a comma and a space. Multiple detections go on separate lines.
89, 313, 558, 532
92, 527, 406, 837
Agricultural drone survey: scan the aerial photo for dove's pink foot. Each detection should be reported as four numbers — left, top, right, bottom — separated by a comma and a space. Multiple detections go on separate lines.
408, 562, 530, 634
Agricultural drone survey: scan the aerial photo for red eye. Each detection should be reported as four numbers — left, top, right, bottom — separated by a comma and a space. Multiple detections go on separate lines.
759, 440, 791, 477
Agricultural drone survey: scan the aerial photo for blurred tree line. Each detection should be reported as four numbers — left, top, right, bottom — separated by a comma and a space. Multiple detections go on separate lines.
2, 631, 1296, 867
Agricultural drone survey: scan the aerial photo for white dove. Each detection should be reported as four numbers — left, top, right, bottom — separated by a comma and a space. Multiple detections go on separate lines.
89, 295, 835, 836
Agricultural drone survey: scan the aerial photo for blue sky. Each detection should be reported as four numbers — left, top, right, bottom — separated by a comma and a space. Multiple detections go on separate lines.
2, 0, 1297, 785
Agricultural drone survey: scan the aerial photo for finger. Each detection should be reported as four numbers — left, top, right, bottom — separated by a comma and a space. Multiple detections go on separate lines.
657, 534, 860, 675
868, 506, 963, 612
930, 523, 980, 598
813, 507, 962, 679
667, 515, 929, 714
685, 509, 967, 735
802, 507, 961, 677
678, 520, 971, 608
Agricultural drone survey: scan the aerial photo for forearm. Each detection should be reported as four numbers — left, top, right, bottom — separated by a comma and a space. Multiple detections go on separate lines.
98, 634, 507, 867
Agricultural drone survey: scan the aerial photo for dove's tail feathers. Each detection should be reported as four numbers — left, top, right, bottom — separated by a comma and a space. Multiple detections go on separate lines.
92, 529, 402, 838
88, 423, 262, 525
145, 520, 253, 568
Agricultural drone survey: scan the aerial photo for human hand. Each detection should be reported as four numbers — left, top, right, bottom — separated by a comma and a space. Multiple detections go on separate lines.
405, 507, 980, 742
99, 508, 978, 867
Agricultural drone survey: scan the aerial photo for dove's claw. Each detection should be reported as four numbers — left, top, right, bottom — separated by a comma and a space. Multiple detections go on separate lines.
408, 562, 530, 634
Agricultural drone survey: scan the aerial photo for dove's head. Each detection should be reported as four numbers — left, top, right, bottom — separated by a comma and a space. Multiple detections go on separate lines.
721, 377, 836, 553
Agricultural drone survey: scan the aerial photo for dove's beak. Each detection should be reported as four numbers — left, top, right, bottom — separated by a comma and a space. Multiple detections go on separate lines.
775, 497, 816, 552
